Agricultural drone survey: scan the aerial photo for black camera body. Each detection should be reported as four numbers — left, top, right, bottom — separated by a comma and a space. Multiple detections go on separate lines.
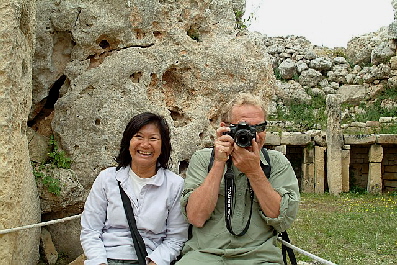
226, 122, 257, 148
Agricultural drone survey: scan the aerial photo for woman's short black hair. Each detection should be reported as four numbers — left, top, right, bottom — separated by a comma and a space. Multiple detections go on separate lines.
116, 112, 171, 170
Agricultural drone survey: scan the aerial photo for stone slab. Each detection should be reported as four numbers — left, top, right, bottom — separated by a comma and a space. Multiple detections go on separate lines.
376, 134, 397, 144
343, 134, 376, 145
280, 132, 311, 145
265, 132, 281, 146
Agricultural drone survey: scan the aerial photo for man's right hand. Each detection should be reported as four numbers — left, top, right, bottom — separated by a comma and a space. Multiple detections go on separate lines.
214, 126, 234, 162
186, 125, 233, 227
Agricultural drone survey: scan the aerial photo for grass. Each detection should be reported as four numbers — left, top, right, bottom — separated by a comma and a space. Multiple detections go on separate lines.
37, 192, 396, 264
284, 193, 397, 265
270, 94, 327, 131
270, 74, 397, 133
342, 84, 397, 124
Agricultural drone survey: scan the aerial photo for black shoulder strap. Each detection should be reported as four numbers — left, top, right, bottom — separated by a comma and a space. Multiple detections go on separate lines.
207, 148, 296, 264
207, 148, 215, 172
260, 148, 271, 178
280, 231, 298, 265
118, 181, 148, 265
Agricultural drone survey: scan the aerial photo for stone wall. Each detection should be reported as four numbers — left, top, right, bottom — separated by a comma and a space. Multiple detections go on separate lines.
260, 29, 397, 132
0, 1, 41, 264
349, 146, 370, 189
382, 146, 397, 191
262, 131, 397, 194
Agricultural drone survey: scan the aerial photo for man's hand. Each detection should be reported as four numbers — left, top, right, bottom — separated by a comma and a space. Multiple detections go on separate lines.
214, 126, 234, 162
186, 125, 233, 227
231, 139, 281, 218
231, 139, 262, 177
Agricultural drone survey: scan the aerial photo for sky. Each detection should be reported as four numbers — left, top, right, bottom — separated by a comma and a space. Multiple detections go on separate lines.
244, 0, 395, 48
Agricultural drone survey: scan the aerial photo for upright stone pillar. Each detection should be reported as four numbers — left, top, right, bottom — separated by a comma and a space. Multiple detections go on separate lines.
0, 1, 40, 264
341, 146, 351, 192
314, 146, 326, 193
368, 144, 383, 193
302, 146, 315, 193
326, 95, 343, 195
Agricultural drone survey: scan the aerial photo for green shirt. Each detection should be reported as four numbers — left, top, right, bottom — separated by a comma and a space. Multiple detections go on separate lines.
180, 148, 300, 264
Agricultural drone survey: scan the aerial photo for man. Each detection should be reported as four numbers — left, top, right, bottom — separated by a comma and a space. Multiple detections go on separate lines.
177, 93, 300, 264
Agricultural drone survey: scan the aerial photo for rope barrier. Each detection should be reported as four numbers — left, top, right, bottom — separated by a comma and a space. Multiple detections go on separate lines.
0, 214, 82, 235
0, 214, 338, 265
278, 237, 338, 265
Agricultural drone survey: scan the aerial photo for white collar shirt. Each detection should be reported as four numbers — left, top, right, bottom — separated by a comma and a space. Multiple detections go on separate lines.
80, 166, 189, 265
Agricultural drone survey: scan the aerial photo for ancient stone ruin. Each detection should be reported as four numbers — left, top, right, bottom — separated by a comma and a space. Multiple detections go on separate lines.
0, 1, 41, 264
1, 0, 397, 264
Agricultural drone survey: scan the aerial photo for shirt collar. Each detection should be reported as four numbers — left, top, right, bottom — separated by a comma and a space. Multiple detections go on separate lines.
116, 166, 165, 187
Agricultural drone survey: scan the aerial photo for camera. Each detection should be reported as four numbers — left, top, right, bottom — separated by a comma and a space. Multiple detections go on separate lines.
226, 122, 258, 148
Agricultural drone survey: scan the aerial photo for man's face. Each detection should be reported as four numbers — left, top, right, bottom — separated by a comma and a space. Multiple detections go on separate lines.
230, 104, 266, 150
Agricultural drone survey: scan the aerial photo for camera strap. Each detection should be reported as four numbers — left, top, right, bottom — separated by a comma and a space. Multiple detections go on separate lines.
224, 159, 254, 236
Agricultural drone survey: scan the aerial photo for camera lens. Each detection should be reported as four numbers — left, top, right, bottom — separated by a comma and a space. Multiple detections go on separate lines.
238, 135, 249, 146
235, 129, 252, 148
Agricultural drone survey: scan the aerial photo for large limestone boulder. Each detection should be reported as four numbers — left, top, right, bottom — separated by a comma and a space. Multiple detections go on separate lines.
30, 0, 246, 118
0, 1, 41, 264
371, 41, 396, 65
53, 31, 276, 189
29, 0, 276, 190
346, 26, 391, 66
30, 0, 276, 260
336, 85, 368, 103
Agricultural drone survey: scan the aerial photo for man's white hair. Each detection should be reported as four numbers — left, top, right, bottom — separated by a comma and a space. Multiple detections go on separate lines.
221, 92, 267, 123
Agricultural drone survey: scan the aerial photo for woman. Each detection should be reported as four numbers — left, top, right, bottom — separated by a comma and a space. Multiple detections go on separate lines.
81, 112, 188, 265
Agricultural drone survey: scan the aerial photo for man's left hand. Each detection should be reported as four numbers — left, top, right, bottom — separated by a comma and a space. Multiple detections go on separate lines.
231, 139, 263, 177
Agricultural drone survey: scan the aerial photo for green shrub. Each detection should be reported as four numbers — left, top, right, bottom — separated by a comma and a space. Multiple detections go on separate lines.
234, 10, 254, 30
273, 68, 283, 80
48, 135, 72, 169
32, 162, 61, 196
41, 175, 61, 196
342, 85, 397, 128
378, 123, 397, 134
355, 102, 397, 123
32, 135, 72, 196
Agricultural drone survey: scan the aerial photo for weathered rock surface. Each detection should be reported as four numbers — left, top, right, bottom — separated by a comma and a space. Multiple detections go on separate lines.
261, 26, 397, 131
40, 228, 58, 264
0, 1, 41, 264
28, 0, 276, 260
37, 166, 85, 214
52, 35, 275, 189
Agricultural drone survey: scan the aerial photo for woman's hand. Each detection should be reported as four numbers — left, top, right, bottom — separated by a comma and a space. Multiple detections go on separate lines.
148, 261, 157, 265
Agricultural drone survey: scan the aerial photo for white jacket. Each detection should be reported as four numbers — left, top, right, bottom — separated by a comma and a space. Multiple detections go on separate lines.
81, 166, 189, 265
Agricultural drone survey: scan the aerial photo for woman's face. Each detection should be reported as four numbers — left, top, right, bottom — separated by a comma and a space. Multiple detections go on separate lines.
129, 123, 162, 170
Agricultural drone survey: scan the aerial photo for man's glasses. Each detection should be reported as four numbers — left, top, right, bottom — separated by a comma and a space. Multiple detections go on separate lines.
253, 121, 267, 132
